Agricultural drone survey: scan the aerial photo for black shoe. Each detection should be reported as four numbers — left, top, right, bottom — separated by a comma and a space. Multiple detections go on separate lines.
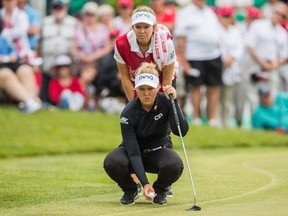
153, 193, 167, 205
120, 191, 139, 205
165, 186, 173, 198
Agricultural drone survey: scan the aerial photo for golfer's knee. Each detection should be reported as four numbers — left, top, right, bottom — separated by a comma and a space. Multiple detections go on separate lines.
164, 160, 184, 177
103, 154, 126, 174
103, 154, 116, 172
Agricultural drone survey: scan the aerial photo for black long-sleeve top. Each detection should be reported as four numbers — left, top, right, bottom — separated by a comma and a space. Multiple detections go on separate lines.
120, 93, 189, 187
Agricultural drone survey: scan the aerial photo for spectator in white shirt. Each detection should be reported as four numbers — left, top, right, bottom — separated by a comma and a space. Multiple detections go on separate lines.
234, 6, 263, 127
174, 0, 223, 126
217, 6, 244, 128
245, 4, 288, 110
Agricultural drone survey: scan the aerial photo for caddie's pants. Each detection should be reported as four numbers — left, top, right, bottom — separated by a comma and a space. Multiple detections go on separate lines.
103, 146, 184, 194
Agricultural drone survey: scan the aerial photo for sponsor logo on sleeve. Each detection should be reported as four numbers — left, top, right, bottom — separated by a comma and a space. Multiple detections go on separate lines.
170, 51, 175, 60
115, 53, 120, 60
120, 117, 129, 124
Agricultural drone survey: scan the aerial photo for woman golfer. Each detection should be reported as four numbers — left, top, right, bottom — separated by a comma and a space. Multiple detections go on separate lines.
114, 5, 178, 101
103, 62, 188, 205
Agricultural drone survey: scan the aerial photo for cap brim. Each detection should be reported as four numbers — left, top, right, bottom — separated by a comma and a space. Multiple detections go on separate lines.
135, 81, 158, 88
131, 19, 154, 26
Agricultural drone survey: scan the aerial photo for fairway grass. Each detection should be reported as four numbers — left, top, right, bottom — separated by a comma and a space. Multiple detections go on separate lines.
1, 107, 288, 215
1, 147, 287, 216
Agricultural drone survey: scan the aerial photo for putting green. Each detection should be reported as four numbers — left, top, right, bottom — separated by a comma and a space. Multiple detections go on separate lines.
0, 147, 287, 216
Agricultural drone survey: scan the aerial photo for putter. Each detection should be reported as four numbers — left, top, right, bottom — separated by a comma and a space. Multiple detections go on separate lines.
169, 94, 201, 211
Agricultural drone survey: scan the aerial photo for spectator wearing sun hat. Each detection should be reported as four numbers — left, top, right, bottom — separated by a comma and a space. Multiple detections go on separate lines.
98, 4, 116, 35
96, 4, 126, 110
71, 1, 111, 75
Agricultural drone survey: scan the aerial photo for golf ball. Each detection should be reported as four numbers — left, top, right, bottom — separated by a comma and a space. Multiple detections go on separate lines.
148, 192, 156, 199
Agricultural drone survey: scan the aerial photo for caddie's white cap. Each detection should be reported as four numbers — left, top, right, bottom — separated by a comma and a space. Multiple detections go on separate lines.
131, 11, 156, 26
135, 73, 159, 88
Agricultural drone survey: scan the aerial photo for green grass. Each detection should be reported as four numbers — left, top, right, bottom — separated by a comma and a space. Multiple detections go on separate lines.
0, 106, 287, 158
0, 106, 288, 216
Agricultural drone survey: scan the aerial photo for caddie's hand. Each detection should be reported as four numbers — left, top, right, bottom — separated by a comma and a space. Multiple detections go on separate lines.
163, 85, 177, 100
143, 184, 156, 201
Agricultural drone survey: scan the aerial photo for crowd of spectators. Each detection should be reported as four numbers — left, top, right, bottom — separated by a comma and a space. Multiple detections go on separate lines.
0, 0, 287, 133
173, 0, 288, 133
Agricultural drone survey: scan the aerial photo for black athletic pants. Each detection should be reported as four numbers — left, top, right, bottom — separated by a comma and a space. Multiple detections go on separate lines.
103, 146, 184, 194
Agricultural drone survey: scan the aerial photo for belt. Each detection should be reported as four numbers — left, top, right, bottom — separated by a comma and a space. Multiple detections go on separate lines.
142, 146, 165, 153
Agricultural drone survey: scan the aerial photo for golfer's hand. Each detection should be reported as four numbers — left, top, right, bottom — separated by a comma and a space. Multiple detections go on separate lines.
163, 85, 177, 100
143, 184, 156, 201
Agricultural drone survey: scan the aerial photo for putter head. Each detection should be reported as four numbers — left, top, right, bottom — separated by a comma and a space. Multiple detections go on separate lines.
186, 205, 201, 211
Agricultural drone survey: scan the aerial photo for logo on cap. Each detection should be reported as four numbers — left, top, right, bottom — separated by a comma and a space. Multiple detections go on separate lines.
135, 12, 151, 19
139, 75, 154, 80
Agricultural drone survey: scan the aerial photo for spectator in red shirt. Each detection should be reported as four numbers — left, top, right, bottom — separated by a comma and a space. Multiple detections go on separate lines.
48, 55, 85, 111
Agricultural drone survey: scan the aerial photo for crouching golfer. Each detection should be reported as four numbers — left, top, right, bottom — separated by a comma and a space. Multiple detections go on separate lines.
103, 62, 189, 205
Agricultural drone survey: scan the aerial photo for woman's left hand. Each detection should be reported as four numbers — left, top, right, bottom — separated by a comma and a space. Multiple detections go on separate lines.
162, 85, 177, 100
143, 184, 156, 201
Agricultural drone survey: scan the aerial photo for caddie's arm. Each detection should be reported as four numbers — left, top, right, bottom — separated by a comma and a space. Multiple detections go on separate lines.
162, 62, 174, 87
117, 61, 135, 101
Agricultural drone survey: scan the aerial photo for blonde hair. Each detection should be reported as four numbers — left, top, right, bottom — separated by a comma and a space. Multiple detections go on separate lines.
136, 62, 159, 76
132, 5, 156, 17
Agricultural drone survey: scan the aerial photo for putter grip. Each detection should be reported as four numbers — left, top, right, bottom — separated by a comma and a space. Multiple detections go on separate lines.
169, 94, 180, 125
